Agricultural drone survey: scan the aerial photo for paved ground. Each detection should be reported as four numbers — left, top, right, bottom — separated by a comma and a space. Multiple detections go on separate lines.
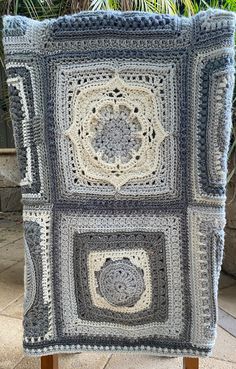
0, 212, 236, 369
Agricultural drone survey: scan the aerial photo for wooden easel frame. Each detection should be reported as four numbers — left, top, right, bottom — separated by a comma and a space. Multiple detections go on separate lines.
41, 355, 199, 369
183, 357, 199, 369
41, 355, 58, 369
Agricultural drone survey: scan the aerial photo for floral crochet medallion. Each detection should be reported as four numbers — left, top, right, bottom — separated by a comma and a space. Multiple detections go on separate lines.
3, 10, 235, 357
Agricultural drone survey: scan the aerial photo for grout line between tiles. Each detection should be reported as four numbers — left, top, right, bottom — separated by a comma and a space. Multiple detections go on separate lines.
210, 356, 236, 364
0, 293, 24, 314
0, 237, 24, 249
0, 312, 23, 320
218, 324, 236, 340
219, 306, 236, 321
219, 283, 236, 292
0, 260, 22, 276
102, 354, 113, 369
12, 356, 25, 369
219, 284, 236, 291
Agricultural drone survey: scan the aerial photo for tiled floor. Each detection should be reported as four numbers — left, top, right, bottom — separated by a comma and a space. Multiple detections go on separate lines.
0, 212, 236, 369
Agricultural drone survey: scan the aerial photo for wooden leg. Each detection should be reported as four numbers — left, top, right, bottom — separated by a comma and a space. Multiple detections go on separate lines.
183, 357, 199, 369
41, 355, 58, 369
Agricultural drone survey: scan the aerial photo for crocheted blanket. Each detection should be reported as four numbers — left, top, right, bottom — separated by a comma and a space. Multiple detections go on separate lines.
3, 9, 235, 357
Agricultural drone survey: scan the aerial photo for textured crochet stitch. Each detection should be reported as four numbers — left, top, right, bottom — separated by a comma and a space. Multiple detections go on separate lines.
2, 9, 236, 357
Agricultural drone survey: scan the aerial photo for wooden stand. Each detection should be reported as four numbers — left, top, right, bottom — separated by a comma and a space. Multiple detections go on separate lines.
41, 355, 58, 369
40, 355, 199, 369
183, 357, 199, 369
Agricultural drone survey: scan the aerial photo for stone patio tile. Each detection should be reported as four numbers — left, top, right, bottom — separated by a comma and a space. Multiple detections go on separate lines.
0, 259, 17, 273
0, 281, 24, 311
218, 308, 236, 338
0, 260, 24, 286
219, 285, 236, 318
60, 352, 111, 369
0, 213, 23, 248
104, 353, 182, 369
219, 273, 236, 290
0, 188, 22, 212
0, 232, 23, 249
0, 220, 20, 229
0, 212, 22, 224
0, 240, 24, 262
211, 326, 236, 363
200, 358, 236, 369
0, 261, 24, 311
14, 357, 40, 369
1, 295, 24, 319
0, 223, 23, 232
0, 315, 24, 369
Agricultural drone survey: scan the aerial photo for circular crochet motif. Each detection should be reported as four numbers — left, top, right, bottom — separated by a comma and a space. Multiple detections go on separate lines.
96, 259, 145, 307
91, 104, 142, 164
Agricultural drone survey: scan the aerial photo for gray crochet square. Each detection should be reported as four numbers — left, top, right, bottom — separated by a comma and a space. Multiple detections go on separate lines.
73, 231, 168, 325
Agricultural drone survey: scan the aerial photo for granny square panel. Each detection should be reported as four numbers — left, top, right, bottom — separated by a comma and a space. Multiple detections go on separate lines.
3, 9, 235, 357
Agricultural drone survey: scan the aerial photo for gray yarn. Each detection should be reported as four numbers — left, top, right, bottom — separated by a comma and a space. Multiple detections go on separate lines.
2, 9, 235, 358
96, 259, 146, 307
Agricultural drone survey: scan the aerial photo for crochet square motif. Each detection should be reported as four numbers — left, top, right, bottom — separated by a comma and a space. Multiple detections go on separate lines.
2, 9, 235, 357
